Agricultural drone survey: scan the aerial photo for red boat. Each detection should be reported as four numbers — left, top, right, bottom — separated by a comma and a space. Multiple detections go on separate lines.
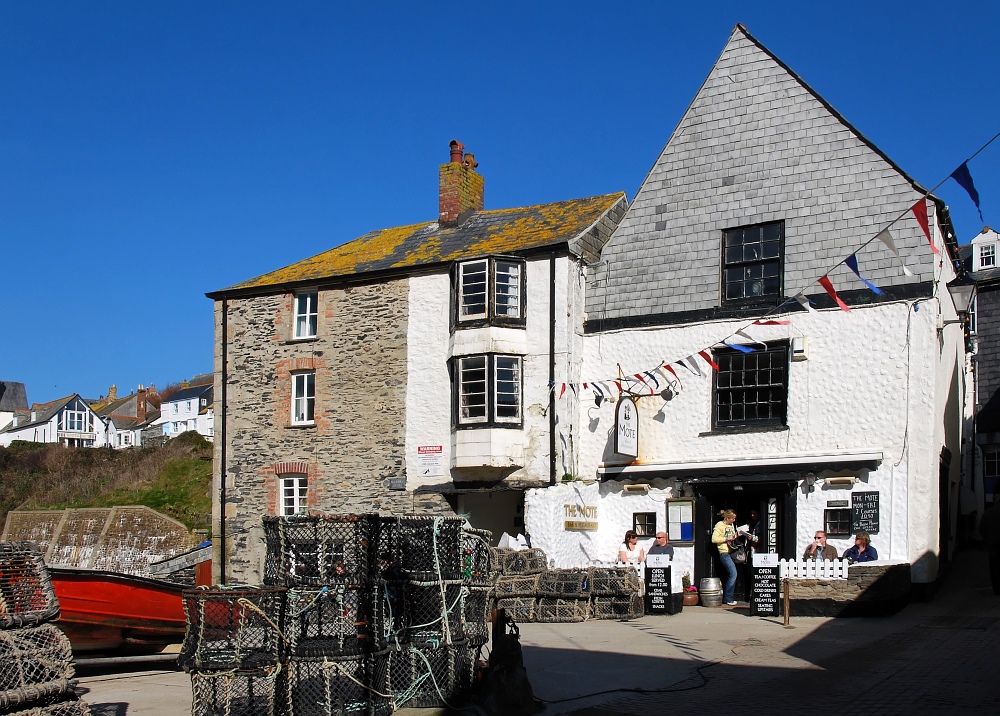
49, 568, 190, 652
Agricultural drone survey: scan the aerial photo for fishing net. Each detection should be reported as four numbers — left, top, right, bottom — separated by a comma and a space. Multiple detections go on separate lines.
536, 569, 590, 599
179, 587, 287, 671
493, 574, 539, 598
0, 625, 74, 710
498, 548, 547, 576
534, 598, 590, 623
385, 642, 473, 710
0, 543, 59, 630
494, 597, 535, 624
376, 516, 465, 583
285, 586, 381, 657
591, 595, 645, 620
459, 529, 496, 587
2, 695, 90, 716
385, 580, 464, 647
285, 655, 370, 716
587, 567, 642, 596
190, 667, 283, 716
262, 515, 376, 588
462, 587, 492, 646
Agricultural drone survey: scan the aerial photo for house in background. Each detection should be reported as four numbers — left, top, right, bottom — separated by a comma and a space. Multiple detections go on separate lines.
153, 380, 214, 442
0, 381, 28, 432
0, 394, 108, 448
93, 384, 161, 448
523, 24, 969, 594
207, 141, 626, 584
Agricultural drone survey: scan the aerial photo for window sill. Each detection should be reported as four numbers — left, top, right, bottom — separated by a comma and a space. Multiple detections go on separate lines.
455, 422, 524, 431
700, 424, 788, 437
286, 423, 316, 430
285, 337, 319, 345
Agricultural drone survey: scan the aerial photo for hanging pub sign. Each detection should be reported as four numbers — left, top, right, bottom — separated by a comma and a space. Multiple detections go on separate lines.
852, 491, 880, 534
614, 397, 639, 457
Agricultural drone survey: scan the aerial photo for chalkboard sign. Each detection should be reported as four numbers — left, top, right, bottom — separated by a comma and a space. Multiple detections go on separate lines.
644, 565, 673, 615
852, 491, 880, 534
750, 553, 780, 616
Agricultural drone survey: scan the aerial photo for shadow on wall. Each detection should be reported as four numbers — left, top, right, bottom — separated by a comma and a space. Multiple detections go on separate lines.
785, 562, 912, 617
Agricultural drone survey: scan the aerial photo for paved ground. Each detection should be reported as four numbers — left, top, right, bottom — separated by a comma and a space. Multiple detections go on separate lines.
74, 546, 1000, 714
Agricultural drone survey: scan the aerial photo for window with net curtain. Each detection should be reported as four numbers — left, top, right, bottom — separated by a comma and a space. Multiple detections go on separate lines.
294, 291, 318, 339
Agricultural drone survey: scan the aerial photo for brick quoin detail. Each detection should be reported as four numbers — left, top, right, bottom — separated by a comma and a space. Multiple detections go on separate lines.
272, 461, 310, 475
264, 461, 321, 515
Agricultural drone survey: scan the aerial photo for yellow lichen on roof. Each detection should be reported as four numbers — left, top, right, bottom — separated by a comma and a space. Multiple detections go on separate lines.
221, 192, 624, 293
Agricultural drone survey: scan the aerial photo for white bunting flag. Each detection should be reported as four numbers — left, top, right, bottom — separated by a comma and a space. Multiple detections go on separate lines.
877, 229, 914, 276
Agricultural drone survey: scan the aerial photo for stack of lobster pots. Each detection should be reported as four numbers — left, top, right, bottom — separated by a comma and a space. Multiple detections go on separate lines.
179, 513, 495, 715
0, 542, 89, 716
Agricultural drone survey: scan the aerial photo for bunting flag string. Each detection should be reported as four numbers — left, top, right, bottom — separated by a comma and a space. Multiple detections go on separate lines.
817, 275, 851, 312
911, 199, 939, 254
844, 254, 883, 295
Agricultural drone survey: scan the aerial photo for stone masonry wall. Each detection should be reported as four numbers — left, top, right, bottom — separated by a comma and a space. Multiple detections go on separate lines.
787, 563, 911, 616
216, 279, 452, 585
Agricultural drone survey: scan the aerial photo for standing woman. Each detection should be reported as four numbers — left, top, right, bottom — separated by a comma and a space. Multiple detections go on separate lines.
712, 509, 739, 605
618, 530, 645, 564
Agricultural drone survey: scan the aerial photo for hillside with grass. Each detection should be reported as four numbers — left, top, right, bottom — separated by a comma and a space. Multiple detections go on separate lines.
0, 431, 213, 534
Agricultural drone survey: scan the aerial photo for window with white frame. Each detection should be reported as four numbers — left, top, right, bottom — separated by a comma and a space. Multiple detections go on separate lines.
119, 433, 132, 447
455, 257, 524, 326
980, 244, 996, 269
280, 474, 308, 515
454, 354, 522, 427
292, 372, 316, 425
173, 403, 178, 414
294, 291, 319, 339
186, 400, 192, 412
63, 410, 87, 432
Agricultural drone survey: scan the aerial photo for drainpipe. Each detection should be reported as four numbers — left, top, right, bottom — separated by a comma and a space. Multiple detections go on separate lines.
219, 298, 228, 585
549, 252, 556, 486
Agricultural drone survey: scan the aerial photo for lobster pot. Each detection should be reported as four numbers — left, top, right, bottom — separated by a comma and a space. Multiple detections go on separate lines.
389, 580, 464, 646
462, 587, 492, 646
587, 567, 642, 597
499, 548, 548, 576
179, 587, 287, 671
0, 625, 75, 709
536, 569, 590, 599
460, 529, 496, 587
286, 586, 381, 657
0, 542, 60, 630
4, 696, 91, 716
535, 598, 590, 623
377, 516, 465, 582
262, 514, 376, 587
386, 642, 473, 710
190, 667, 283, 716
286, 655, 371, 716
591, 595, 644, 621
493, 574, 540, 598
494, 597, 535, 624
367, 649, 392, 716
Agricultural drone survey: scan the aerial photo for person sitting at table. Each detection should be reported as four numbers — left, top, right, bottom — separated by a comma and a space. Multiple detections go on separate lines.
618, 530, 645, 564
842, 530, 879, 563
802, 530, 839, 560
646, 531, 674, 559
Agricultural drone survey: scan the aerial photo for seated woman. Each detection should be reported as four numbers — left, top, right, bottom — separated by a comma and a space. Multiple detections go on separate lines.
843, 530, 879, 563
618, 530, 645, 564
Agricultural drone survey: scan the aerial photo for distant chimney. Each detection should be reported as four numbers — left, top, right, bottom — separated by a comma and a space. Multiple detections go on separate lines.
439, 140, 484, 227
108, 385, 117, 401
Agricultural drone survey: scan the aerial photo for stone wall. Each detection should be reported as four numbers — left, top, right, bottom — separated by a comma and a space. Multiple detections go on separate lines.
215, 279, 453, 585
786, 563, 911, 616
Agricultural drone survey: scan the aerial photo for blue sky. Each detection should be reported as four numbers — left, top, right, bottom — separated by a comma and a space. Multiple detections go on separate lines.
2, 2, 998, 405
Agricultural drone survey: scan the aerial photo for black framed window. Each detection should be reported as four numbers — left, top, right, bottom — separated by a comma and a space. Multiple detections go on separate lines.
633, 512, 656, 537
713, 343, 788, 429
454, 257, 526, 328
453, 354, 523, 428
824, 508, 852, 537
722, 221, 784, 303
985, 447, 1000, 502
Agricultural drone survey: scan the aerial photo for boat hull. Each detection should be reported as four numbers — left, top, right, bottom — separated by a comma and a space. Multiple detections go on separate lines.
49, 568, 187, 652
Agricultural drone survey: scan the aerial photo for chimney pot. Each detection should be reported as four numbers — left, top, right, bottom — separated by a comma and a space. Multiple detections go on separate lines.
449, 140, 464, 163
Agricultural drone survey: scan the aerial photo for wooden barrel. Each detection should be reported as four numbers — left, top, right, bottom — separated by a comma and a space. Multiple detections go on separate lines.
699, 577, 723, 607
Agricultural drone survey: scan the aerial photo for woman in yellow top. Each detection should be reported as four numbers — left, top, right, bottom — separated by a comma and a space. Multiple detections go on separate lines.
711, 509, 741, 605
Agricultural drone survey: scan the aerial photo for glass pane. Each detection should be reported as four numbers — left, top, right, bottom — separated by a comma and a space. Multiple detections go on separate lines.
495, 261, 521, 318
460, 261, 488, 318
763, 223, 781, 241
460, 357, 487, 421
495, 356, 521, 421
725, 246, 743, 264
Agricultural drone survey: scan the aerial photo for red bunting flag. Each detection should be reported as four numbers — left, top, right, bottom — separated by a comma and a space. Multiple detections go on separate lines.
753, 319, 790, 325
911, 199, 939, 254
558, 383, 566, 399
818, 275, 850, 312
698, 350, 720, 371
614, 381, 622, 392
663, 364, 682, 387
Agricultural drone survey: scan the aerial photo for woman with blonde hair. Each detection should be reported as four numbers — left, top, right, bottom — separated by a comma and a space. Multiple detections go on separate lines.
843, 530, 878, 563
711, 509, 744, 605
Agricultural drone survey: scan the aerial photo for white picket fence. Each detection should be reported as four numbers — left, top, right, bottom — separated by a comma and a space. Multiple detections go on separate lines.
779, 558, 850, 580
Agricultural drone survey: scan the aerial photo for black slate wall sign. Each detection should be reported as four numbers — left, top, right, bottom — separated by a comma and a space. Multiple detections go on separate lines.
852, 491, 879, 534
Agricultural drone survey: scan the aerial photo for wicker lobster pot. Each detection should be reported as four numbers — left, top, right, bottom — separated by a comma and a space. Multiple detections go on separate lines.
262, 514, 377, 588
0, 542, 60, 630
385, 641, 474, 710
190, 666, 284, 716
180, 586, 287, 671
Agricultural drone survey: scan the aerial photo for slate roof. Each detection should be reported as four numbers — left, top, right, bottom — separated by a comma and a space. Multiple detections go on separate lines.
0, 394, 79, 433
208, 192, 627, 297
163, 384, 213, 404
0, 382, 28, 412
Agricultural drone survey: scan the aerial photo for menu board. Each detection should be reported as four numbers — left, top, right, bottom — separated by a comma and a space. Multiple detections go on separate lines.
750, 553, 779, 617
644, 564, 672, 615
852, 491, 880, 534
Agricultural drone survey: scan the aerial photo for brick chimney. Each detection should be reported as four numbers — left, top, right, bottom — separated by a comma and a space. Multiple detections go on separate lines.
108, 384, 117, 401
439, 140, 484, 227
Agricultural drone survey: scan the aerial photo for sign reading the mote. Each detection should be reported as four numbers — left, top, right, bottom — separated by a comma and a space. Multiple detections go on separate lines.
852, 491, 879, 534
750, 552, 780, 616
614, 398, 638, 457
563, 504, 598, 531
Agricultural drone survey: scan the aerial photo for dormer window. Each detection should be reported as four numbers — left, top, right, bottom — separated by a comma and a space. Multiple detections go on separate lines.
294, 291, 319, 339
980, 244, 996, 270
455, 257, 525, 328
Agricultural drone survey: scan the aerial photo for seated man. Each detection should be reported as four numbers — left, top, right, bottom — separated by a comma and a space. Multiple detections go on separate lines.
802, 530, 838, 560
647, 531, 674, 559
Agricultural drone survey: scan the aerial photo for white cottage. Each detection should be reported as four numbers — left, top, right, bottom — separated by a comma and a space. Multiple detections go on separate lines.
0, 394, 109, 448
524, 25, 968, 596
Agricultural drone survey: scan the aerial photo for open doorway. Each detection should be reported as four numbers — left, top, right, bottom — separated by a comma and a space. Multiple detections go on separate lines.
445, 490, 524, 546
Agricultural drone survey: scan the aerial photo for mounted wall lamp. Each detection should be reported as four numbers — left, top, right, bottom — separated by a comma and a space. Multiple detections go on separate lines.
623, 484, 649, 495
825, 476, 858, 487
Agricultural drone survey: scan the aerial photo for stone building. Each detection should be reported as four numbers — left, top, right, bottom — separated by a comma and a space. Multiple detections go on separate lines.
207, 142, 626, 584
523, 24, 969, 594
